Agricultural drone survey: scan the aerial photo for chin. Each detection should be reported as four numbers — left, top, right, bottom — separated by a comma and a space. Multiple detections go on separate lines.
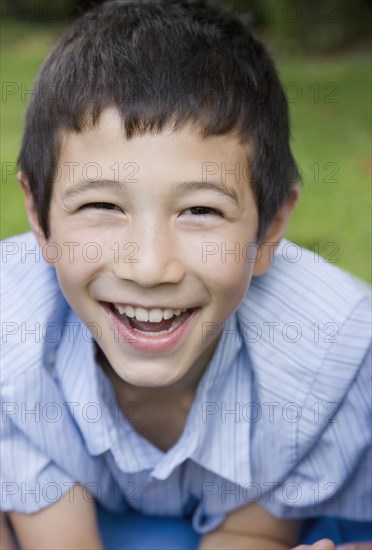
111, 360, 186, 388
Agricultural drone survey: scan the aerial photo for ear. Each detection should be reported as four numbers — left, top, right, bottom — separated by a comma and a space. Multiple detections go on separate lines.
17, 171, 49, 250
253, 185, 300, 276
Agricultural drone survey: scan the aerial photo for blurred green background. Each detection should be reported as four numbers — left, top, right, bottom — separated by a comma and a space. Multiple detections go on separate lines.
1, 0, 371, 281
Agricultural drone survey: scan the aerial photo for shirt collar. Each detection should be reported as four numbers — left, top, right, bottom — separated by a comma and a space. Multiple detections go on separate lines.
151, 312, 254, 486
55, 310, 180, 470
55, 308, 251, 483
54, 309, 114, 457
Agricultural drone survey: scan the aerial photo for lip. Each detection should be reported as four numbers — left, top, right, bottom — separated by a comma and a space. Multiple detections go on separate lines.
102, 302, 200, 352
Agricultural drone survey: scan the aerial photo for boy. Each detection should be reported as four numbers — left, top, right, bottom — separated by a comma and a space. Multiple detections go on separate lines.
1, 1, 371, 548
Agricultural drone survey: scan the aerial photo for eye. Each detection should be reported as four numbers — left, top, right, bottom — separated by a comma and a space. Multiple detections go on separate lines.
82, 202, 122, 211
184, 206, 223, 217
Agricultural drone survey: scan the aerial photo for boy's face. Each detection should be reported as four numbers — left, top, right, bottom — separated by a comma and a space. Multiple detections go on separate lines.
25, 108, 286, 390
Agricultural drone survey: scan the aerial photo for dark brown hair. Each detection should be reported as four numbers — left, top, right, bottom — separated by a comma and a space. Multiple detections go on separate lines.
18, 0, 300, 242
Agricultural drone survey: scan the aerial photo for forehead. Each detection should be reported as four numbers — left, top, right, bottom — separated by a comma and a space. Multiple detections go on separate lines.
57, 108, 251, 192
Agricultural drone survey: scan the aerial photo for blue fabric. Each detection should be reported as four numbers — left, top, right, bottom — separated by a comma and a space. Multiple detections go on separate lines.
97, 504, 200, 549
8, 505, 372, 550
301, 517, 372, 545
96, 503, 372, 549
2, 232, 372, 529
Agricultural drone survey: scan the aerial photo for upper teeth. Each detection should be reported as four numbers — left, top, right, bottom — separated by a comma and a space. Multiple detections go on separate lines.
113, 304, 187, 322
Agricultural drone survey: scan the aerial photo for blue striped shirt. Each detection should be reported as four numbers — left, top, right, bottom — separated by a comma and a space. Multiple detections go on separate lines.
1, 232, 371, 532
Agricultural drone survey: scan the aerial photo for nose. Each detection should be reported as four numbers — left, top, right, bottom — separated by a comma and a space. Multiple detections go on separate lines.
112, 221, 186, 287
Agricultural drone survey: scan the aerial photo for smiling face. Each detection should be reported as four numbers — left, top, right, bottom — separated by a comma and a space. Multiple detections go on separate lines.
21, 108, 296, 391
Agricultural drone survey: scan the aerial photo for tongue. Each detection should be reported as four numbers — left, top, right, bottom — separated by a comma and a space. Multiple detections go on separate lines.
129, 317, 176, 332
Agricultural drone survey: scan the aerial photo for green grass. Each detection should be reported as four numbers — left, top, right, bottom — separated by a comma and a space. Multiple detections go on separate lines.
1, 21, 371, 281
276, 53, 371, 282
1, 20, 68, 244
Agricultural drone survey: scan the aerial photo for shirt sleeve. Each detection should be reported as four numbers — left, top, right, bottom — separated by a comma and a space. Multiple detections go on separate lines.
1, 418, 77, 514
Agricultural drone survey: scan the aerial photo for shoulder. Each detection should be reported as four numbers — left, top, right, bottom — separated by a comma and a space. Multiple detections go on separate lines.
246, 239, 370, 321
235, 241, 371, 519
1, 231, 58, 301
1, 232, 69, 384
239, 238, 370, 349
238, 239, 371, 454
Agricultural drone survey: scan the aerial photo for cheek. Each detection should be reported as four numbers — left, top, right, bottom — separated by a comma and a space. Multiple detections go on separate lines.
198, 240, 255, 283
48, 217, 105, 271
48, 241, 98, 302
49, 214, 124, 269
184, 223, 258, 262
200, 253, 254, 306
52, 260, 97, 325
53, 261, 85, 299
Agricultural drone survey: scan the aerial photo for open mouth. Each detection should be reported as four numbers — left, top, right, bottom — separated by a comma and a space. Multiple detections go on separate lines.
107, 303, 195, 335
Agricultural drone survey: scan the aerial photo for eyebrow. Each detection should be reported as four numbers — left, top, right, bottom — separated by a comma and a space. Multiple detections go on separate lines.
61, 179, 126, 201
61, 178, 240, 206
176, 180, 239, 206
